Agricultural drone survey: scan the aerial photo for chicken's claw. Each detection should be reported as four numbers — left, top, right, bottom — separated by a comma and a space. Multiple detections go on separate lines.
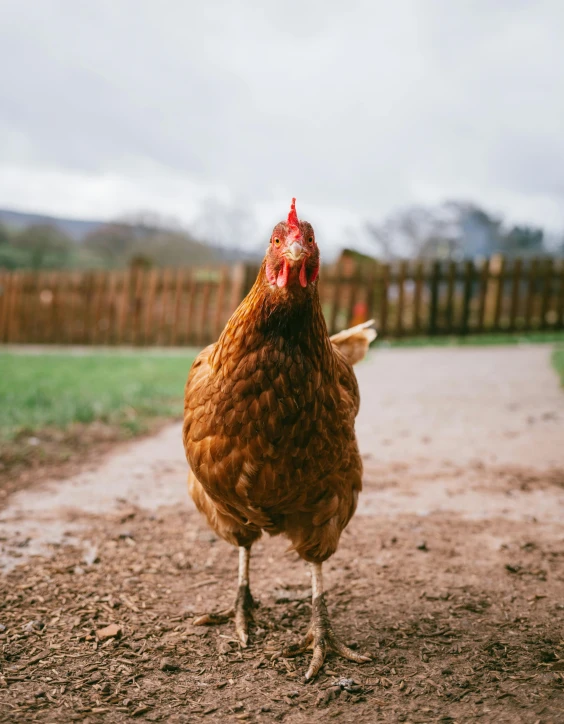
277, 594, 371, 682
193, 584, 255, 648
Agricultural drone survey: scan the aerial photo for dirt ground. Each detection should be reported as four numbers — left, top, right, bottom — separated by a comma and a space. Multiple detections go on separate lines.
1, 345, 564, 724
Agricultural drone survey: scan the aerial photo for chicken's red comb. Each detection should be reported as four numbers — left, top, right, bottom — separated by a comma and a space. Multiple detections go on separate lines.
287, 198, 299, 231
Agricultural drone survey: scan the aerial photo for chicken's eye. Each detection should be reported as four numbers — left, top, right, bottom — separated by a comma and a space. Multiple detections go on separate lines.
308, 236, 314, 245
274, 238, 280, 246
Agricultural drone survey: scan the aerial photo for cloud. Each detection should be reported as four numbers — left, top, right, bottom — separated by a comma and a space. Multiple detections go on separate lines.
1, 0, 563, 251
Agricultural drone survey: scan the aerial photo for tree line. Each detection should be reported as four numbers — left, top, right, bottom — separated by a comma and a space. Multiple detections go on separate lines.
362, 201, 561, 260
1, 200, 562, 271
0, 212, 219, 270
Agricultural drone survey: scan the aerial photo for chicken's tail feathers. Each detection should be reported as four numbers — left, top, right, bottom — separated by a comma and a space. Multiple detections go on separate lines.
330, 319, 377, 366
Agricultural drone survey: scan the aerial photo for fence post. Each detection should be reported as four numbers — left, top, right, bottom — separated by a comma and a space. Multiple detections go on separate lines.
242, 264, 258, 298
65, 272, 76, 344
214, 267, 229, 340
540, 257, 554, 330
428, 261, 441, 336
93, 271, 109, 345
508, 258, 522, 332
379, 264, 389, 338
115, 270, 129, 345
7, 272, 22, 343
476, 257, 490, 333
444, 261, 456, 334
395, 260, 407, 337
228, 263, 245, 315
184, 270, 196, 346
492, 256, 505, 332
141, 268, 158, 345
104, 270, 117, 345
524, 258, 540, 331
45, 271, 57, 343
168, 268, 183, 346
18, 271, 30, 343
329, 271, 342, 335
557, 259, 564, 330
346, 271, 362, 327
132, 266, 146, 345
412, 260, 424, 335
198, 273, 212, 346
460, 260, 474, 335
0, 271, 9, 342
365, 263, 378, 329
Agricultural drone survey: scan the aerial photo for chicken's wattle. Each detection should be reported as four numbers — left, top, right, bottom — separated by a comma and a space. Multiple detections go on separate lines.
299, 260, 308, 288
277, 258, 289, 287
268, 257, 309, 288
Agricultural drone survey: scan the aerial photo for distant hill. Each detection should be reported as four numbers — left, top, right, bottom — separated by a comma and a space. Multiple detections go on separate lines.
0, 208, 105, 241
0, 207, 261, 262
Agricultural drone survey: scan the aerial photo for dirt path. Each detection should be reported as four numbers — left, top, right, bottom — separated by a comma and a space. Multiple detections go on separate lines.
1, 345, 564, 723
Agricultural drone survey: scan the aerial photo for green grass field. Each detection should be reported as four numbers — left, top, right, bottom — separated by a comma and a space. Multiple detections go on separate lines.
377, 330, 564, 348
0, 352, 194, 442
0, 350, 195, 497
553, 348, 564, 387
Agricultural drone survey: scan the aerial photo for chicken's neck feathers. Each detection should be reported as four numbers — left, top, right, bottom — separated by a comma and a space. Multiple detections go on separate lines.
213, 261, 334, 373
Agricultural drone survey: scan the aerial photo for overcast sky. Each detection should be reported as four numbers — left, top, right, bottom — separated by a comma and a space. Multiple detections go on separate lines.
1, 0, 564, 251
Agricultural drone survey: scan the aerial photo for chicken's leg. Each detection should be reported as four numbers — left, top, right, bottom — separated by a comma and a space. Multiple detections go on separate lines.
279, 562, 371, 681
193, 546, 254, 647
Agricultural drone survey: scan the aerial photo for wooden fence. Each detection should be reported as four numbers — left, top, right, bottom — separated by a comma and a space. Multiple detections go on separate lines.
1, 256, 563, 346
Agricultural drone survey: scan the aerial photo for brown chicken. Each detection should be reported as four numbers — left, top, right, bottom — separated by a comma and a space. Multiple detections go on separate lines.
183, 199, 376, 680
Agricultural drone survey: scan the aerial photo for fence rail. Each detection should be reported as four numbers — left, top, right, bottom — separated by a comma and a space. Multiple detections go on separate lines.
1, 256, 563, 346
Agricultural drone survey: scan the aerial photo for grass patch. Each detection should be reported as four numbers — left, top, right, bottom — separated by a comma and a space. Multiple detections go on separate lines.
552, 348, 564, 387
0, 351, 194, 501
0, 352, 194, 441
376, 330, 564, 348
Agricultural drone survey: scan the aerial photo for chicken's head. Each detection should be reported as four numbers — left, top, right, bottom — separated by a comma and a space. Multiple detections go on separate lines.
265, 198, 320, 289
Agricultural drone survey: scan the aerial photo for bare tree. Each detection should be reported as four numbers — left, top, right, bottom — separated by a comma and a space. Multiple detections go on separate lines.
191, 197, 258, 250
364, 201, 509, 260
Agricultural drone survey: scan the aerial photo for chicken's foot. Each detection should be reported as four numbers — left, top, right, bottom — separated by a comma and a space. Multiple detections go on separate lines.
277, 562, 371, 681
193, 546, 254, 647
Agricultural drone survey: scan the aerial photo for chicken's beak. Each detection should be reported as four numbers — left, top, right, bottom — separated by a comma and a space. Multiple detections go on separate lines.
285, 240, 307, 262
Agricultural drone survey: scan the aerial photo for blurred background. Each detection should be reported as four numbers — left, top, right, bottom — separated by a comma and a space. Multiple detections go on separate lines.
1, 0, 564, 269
2, 1, 564, 345
1, 1, 564, 474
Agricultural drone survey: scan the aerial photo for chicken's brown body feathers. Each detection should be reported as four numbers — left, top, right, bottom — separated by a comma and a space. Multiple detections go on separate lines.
183, 262, 363, 563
